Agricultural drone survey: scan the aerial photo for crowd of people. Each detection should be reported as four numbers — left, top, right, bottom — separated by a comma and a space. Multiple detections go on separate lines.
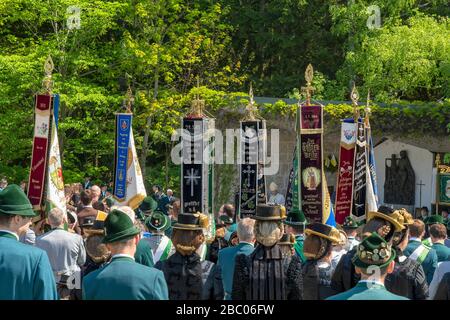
1, 178, 450, 300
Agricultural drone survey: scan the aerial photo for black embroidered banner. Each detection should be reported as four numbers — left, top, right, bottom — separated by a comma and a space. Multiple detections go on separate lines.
352, 120, 367, 221
239, 121, 259, 218
300, 105, 323, 223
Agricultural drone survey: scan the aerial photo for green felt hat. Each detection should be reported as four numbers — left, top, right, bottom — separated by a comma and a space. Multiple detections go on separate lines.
145, 211, 170, 232
352, 232, 396, 269
426, 215, 444, 226
139, 196, 158, 213
284, 207, 308, 226
0, 184, 36, 217
219, 215, 233, 225
342, 216, 359, 229
102, 209, 141, 243
135, 208, 146, 222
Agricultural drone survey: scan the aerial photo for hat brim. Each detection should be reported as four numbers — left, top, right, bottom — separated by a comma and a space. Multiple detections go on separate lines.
84, 228, 105, 236
305, 229, 341, 244
367, 211, 405, 232
0, 207, 37, 217
172, 223, 204, 231
102, 226, 141, 243
251, 215, 285, 221
352, 248, 396, 269
284, 219, 307, 227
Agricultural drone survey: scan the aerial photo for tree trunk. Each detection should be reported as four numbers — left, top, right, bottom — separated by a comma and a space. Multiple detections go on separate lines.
140, 50, 160, 176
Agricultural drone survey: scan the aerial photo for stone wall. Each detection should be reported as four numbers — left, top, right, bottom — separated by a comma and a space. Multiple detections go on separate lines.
214, 109, 450, 205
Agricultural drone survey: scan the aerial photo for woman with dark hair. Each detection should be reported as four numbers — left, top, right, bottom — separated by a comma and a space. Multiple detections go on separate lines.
154, 213, 223, 300
302, 223, 341, 300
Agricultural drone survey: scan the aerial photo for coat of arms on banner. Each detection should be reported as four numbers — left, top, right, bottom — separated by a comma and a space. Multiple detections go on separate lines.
48, 156, 64, 191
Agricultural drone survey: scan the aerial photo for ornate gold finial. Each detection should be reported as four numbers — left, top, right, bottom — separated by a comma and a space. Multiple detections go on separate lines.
436, 153, 441, 168
351, 83, 360, 121
189, 77, 205, 117
243, 82, 258, 120
42, 55, 54, 94
125, 86, 134, 113
301, 64, 315, 106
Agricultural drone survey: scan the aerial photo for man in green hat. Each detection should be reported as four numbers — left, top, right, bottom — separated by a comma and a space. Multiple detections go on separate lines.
0, 184, 58, 300
342, 216, 361, 251
82, 209, 168, 300
284, 208, 307, 263
327, 232, 408, 300
135, 211, 174, 267
332, 206, 405, 294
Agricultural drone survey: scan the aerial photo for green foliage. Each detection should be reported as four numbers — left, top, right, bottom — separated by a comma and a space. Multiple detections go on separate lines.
0, 0, 448, 189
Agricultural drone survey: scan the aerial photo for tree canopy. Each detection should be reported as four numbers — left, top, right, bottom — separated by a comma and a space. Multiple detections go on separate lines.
0, 0, 448, 192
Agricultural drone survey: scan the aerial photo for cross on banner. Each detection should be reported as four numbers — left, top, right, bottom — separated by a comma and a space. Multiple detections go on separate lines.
184, 168, 201, 197
243, 165, 255, 187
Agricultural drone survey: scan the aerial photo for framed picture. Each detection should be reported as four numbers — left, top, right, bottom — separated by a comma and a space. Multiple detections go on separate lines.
438, 174, 450, 205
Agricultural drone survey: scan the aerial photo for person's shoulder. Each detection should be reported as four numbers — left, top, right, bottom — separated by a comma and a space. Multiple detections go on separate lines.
218, 245, 237, 258
383, 290, 410, 300
326, 290, 351, 300
7, 238, 46, 257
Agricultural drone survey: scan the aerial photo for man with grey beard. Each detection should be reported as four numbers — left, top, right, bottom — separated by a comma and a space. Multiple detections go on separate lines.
232, 204, 303, 300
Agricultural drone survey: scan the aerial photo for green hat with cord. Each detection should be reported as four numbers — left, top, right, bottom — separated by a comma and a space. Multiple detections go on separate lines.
103, 209, 141, 243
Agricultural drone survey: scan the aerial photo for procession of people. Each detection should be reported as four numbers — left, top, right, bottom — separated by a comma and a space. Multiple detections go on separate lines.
1, 178, 450, 300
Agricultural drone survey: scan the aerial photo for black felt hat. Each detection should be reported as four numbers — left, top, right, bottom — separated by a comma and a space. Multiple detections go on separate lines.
252, 204, 286, 221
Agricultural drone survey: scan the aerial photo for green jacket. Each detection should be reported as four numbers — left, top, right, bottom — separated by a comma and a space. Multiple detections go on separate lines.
135, 238, 155, 267
0, 231, 58, 300
432, 243, 450, 262
404, 239, 438, 284
294, 235, 306, 263
83, 256, 168, 300
217, 242, 254, 299
327, 281, 409, 300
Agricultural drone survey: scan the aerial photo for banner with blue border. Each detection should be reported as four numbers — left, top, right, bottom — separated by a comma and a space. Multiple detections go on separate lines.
113, 113, 132, 201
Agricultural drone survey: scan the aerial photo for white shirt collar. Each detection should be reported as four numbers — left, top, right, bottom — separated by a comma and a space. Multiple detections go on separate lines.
359, 279, 385, 287
409, 237, 422, 242
239, 241, 254, 247
0, 229, 19, 241
112, 254, 135, 260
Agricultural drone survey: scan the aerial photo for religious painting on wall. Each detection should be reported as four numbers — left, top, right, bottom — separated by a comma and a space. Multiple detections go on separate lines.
384, 150, 415, 206
438, 174, 450, 205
